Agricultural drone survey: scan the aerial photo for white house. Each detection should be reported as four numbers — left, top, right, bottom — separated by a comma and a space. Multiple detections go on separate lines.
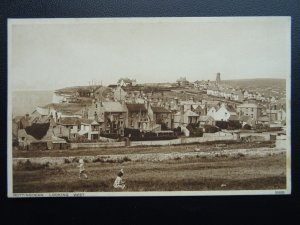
207, 106, 219, 120
214, 103, 237, 121
79, 119, 101, 140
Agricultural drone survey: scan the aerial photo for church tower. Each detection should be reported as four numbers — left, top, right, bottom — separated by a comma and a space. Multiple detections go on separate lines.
216, 73, 221, 83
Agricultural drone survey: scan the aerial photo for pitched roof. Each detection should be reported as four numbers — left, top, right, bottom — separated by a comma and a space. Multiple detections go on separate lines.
80, 118, 99, 125
225, 105, 236, 113
151, 106, 171, 113
126, 103, 147, 112
184, 110, 199, 117
207, 105, 220, 111
237, 103, 261, 108
102, 102, 126, 112
199, 116, 214, 121
58, 117, 81, 125
194, 105, 206, 112
51, 136, 67, 144
43, 103, 86, 114
228, 115, 239, 121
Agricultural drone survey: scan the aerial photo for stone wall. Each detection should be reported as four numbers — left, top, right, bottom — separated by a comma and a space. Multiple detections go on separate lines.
71, 142, 125, 149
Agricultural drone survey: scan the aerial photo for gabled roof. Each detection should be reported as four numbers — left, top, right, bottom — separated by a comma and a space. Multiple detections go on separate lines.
102, 102, 126, 112
228, 115, 239, 121
184, 110, 199, 117
126, 103, 147, 112
58, 117, 81, 125
51, 136, 67, 144
199, 115, 214, 121
225, 105, 236, 113
43, 103, 86, 114
194, 105, 206, 112
237, 103, 261, 108
207, 105, 220, 111
151, 106, 171, 113
80, 118, 99, 125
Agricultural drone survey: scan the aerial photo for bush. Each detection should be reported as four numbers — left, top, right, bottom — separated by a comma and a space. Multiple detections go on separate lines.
228, 120, 242, 130
64, 158, 71, 164
129, 135, 177, 141
160, 122, 168, 131
243, 124, 252, 130
216, 121, 228, 129
173, 127, 184, 136
186, 123, 203, 137
124, 128, 140, 138
15, 160, 50, 171
203, 125, 220, 133
216, 120, 242, 130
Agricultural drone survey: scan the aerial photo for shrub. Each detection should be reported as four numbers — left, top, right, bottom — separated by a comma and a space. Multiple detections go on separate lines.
123, 156, 132, 162
124, 128, 140, 138
216, 120, 242, 130
64, 158, 71, 164
15, 160, 49, 171
92, 157, 105, 163
160, 123, 168, 131
243, 124, 252, 130
216, 121, 228, 129
129, 135, 177, 141
203, 125, 220, 133
228, 120, 242, 130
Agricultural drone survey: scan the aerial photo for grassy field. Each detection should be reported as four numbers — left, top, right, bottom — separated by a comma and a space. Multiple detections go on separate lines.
13, 153, 286, 193
13, 141, 274, 158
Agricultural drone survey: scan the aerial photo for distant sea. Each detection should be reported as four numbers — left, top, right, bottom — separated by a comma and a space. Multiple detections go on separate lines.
12, 90, 53, 117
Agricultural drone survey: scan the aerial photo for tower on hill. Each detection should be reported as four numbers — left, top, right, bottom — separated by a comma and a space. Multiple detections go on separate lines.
216, 73, 221, 83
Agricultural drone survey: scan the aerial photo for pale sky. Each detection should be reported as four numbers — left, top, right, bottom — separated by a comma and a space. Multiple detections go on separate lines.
9, 17, 290, 91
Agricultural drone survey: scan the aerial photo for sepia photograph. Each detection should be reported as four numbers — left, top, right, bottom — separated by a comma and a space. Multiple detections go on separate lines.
7, 17, 291, 197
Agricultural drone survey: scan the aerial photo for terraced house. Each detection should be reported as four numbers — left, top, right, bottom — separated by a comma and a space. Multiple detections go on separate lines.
237, 103, 262, 120
126, 103, 150, 131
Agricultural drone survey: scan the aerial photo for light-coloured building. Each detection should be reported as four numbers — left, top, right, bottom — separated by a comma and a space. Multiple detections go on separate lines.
237, 103, 262, 120
214, 103, 237, 121
79, 119, 102, 140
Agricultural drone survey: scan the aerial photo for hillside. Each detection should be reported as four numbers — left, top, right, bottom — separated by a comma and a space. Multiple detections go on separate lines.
221, 78, 286, 90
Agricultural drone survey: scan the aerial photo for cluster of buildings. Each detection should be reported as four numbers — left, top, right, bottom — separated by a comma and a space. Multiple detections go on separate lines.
12, 76, 287, 150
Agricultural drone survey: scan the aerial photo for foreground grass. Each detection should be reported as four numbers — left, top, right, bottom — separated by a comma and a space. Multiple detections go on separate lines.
13, 154, 286, 193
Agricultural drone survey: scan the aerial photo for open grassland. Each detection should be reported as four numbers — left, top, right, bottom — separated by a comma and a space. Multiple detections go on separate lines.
13, 141, 274, 158
13, 153, 286, 193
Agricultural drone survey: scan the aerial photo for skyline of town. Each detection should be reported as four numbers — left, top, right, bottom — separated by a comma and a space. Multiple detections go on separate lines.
11, 76, 288, 91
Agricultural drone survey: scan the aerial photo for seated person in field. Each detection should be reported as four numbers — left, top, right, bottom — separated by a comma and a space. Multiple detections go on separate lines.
78, 159, 88, 179
113, 169, 125, 189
